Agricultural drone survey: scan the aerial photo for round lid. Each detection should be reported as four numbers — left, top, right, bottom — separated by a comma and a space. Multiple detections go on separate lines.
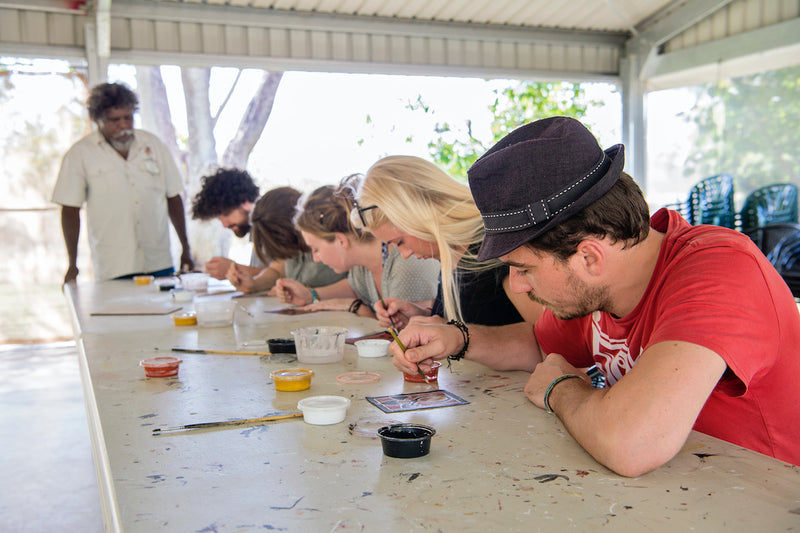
336, 371, 381, 384
297, 395, 350, 411
270, 368, 314, 380
140, 356, 182, 368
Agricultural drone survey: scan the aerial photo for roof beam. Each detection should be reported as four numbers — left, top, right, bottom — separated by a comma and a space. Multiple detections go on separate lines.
96, 0, 111, 58
109, 0, 628, 48
635, 0, 735, 48
643, 17, 800, 89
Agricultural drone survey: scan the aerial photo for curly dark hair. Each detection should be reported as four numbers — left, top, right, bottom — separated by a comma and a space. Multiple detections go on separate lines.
87, 83, 139, 121
251, 186, 309, 264
526, 172, 651, 261
191, 168, 260, 220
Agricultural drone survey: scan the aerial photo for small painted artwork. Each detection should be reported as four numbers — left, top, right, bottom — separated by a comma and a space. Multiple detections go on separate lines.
266, 307, 315, 315
366, 389, 469, 413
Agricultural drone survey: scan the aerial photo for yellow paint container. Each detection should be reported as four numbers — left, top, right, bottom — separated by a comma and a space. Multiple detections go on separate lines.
172, 311, 197, 326
270, 368, 314, 392
134, 275, 154, 285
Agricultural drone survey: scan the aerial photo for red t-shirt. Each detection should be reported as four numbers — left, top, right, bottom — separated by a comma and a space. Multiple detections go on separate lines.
535, 208, 800, 465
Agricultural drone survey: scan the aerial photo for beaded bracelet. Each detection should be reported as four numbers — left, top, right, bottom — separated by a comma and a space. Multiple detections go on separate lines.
309, 288, 320, 303
446, 319, 470, 361
543, 374, 584, 414
348, 299, 363, 314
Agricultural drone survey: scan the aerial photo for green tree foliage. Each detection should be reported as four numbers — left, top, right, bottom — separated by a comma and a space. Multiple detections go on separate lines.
682, 65, 800, 192
411, 81, 600, 179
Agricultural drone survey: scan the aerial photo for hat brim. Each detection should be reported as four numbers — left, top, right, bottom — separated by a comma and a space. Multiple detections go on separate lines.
476, 144, 624, 261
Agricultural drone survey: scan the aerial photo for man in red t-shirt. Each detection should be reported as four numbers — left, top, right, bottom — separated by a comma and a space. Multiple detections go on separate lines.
389, 117, 800, 476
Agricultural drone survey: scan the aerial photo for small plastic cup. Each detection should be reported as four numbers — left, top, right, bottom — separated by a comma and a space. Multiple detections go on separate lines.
172, 311, 197, 326
297, 395, 350, 425
268, 338, 296, 353
194, 298, 236, 327
291, 327, 348, 364
378, 423, 436, 458
180, 272, 209, 291
171, 288, 194, 303
354, 339, 390, 358
403, 361, 441, 382
270, 368, 314, 392
140, 356, 182, 377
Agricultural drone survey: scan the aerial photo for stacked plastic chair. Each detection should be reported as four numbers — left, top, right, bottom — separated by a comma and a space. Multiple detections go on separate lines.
686, 174, 737, 229
739, 183, 798, 233
767, 229, 800, 298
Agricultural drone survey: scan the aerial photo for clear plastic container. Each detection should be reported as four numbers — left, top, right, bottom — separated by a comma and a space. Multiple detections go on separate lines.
194, 298, 236, 327
291, 326, 348, 364
180, 272, 210, 291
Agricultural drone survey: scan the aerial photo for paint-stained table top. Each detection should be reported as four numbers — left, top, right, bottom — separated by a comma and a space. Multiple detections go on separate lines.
65, 280, 800, 532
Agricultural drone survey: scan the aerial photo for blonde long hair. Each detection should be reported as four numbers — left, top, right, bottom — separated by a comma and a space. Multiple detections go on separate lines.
356, 155, 487, 321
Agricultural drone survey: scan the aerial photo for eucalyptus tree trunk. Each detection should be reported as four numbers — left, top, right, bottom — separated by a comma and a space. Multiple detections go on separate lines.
135, 67, 182, 169
221, 71, 283, 169
135, 65, 283, 267
181, 67, 218, 188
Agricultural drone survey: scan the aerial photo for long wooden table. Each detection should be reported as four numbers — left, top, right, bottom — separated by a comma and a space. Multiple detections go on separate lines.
65, 280, 800, 532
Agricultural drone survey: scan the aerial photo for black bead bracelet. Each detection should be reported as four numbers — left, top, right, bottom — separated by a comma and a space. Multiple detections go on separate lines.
446, 319, 470, 361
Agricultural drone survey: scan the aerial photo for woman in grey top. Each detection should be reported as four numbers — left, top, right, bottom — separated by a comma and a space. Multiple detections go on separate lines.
228, 186, 346, 293
276, 178, 440, 317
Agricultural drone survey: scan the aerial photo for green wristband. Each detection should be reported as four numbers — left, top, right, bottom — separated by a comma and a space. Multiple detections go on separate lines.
309, 288, 319, 303
543, 374, 584, 414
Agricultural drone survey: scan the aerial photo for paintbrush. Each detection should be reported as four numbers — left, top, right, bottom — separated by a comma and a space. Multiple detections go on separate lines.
377, 287, 429, 383
386, 327, 430, 384
171, 347, 272, 356
152, 411, 303, 434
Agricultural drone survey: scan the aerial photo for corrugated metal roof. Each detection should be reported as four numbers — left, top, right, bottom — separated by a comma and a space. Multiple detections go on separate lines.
0, 0, 798, 86
167, 0, 675, 34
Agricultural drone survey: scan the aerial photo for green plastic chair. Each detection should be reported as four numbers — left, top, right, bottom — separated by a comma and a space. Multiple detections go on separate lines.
739, 183, 798, 233
687, 174, 736, 229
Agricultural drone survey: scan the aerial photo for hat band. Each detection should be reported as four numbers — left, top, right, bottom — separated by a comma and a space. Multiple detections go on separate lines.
481, 152, 611, 234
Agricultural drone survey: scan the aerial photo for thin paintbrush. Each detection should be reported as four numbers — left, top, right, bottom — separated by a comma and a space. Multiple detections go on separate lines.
378, 292, 430, 383
171, 347, 272, 356
387, 326, 430, 384
152, 412, 303, 434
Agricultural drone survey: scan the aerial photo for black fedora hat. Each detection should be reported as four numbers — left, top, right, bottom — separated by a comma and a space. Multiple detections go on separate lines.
468, 116, 624, 261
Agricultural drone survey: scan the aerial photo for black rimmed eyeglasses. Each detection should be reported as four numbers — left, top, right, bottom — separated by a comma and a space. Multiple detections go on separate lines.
350, 199, 378, 228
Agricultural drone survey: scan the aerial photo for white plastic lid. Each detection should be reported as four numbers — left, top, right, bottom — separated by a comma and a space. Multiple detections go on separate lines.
297, 395, 350, 411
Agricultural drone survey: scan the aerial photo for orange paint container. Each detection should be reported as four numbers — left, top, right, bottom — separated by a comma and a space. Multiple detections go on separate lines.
404, 361, 441, 382
172, 311, 197, 326
140, 356, 182, 377
270, 368, 314, 391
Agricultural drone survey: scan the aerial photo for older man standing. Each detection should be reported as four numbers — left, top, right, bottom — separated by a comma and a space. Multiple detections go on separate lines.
52, 82, 192, 283
390, 116, 800, 476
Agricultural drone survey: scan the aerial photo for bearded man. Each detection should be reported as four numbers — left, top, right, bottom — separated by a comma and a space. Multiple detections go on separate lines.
52, 82, 192, 282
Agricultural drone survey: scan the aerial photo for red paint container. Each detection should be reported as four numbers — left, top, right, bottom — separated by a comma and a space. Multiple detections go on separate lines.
403, 361, 441, 383
140, 356, 182, 377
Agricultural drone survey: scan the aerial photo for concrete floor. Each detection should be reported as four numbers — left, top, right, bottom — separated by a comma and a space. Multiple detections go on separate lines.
0, 342, 104, 533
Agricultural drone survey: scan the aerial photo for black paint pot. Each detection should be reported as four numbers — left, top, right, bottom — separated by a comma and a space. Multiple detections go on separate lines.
377, 423, 436, 458
268, 338, 296, 353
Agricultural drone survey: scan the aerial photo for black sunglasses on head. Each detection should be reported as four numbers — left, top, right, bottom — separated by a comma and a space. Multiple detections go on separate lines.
350, 199, 378, 228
